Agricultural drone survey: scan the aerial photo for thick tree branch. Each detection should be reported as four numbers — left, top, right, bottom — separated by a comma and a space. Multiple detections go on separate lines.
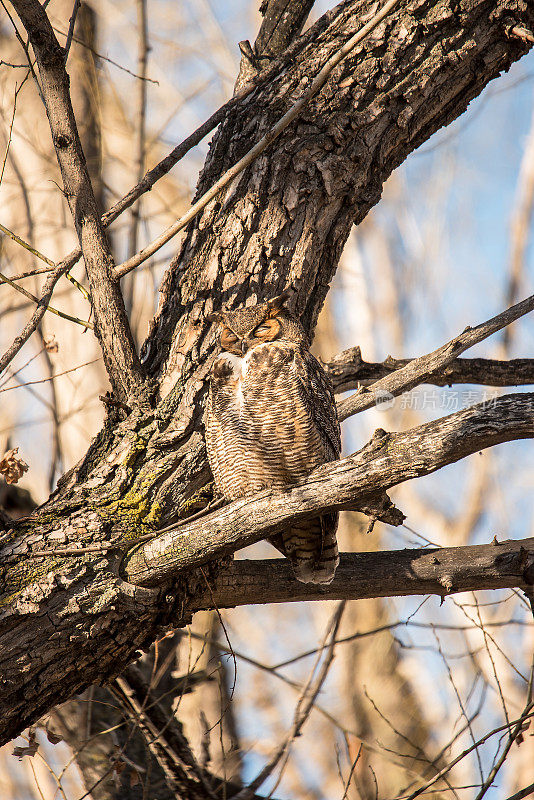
255, 0, 315, 61
10, 0, 145, 403
336, 295, 534, 421
122, 393, 534, 587
326, 348, 534, 393
189, 538, 534, 610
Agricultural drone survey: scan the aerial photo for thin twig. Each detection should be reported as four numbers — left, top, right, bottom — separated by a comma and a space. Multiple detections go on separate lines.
0, 346, 44, 391
52, 24, 159, 83
363, 687, 450, 789
0, 220, 55, 266
395, 709, 534, 800
0, 260, 72, 375
0, 221, 90, 301
473, 698, 534, 799
4, 266, 55, 281
431, 628, 484, 785
0, 59, 28, 68
63, 0, 81, 60
233, 602, 345, 799
0, 0, 43, 101
0, 73, 31, 186
0, 357, 101, 393
341, 743, 362, 800
0, 270, 93, 329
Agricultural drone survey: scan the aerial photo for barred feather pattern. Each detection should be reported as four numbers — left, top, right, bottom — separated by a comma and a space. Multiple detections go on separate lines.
205, 340, 341, 584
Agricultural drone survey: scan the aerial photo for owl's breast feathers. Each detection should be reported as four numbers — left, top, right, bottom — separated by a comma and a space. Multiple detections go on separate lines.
205, 341, 340, 501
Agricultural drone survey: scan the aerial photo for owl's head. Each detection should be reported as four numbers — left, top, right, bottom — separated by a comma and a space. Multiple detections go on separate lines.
209, 289, 307, 356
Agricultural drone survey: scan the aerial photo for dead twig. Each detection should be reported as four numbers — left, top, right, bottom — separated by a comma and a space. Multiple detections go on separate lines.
396, 707, 534, 800
63, 0, 81, 60
0, 270, 93, 329
233, 602, 345, 799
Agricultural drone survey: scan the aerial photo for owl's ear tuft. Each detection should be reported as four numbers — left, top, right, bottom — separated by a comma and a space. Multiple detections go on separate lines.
206, 311, 222, 324
267, 286, 295, 317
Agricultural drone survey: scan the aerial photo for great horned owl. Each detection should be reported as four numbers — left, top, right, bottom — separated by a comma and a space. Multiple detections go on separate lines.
204, 290, 341, 584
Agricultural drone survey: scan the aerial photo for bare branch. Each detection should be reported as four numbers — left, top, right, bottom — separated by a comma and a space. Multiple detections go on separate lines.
122, 393, 534, 587
188, 538, 534, 611
0, 258, 77, 376
473, 696, 534, 800
3, 266, 54, 281
63, 0, 81, 60
0, 220, 89, 300
399, 701, 534, 800
0, 220, 55, 267
10, 0, 145, 403
336, 295, 534, 421
52, 23, 158, 82
0, 270, 93, 329
233, 602, 344, 799
326, 348, 534, 393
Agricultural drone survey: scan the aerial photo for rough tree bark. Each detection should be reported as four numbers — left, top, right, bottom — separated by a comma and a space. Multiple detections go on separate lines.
1, 0, 533, 764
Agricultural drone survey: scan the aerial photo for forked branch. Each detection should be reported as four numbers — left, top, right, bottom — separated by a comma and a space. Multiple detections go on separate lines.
336, 295, 534, 421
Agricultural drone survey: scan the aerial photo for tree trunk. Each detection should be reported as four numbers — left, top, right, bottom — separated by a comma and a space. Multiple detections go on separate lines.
1, 0, 533, 753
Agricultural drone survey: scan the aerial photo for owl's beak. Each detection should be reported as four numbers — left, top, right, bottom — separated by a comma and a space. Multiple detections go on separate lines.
240, 340, 249, 355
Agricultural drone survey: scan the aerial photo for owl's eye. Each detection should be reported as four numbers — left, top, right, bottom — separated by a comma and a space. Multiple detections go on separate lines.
253, 325, 271, 336
221, 328, 238, 346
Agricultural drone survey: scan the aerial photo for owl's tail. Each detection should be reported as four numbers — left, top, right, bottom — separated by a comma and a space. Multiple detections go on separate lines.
280, 513, 339, 585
